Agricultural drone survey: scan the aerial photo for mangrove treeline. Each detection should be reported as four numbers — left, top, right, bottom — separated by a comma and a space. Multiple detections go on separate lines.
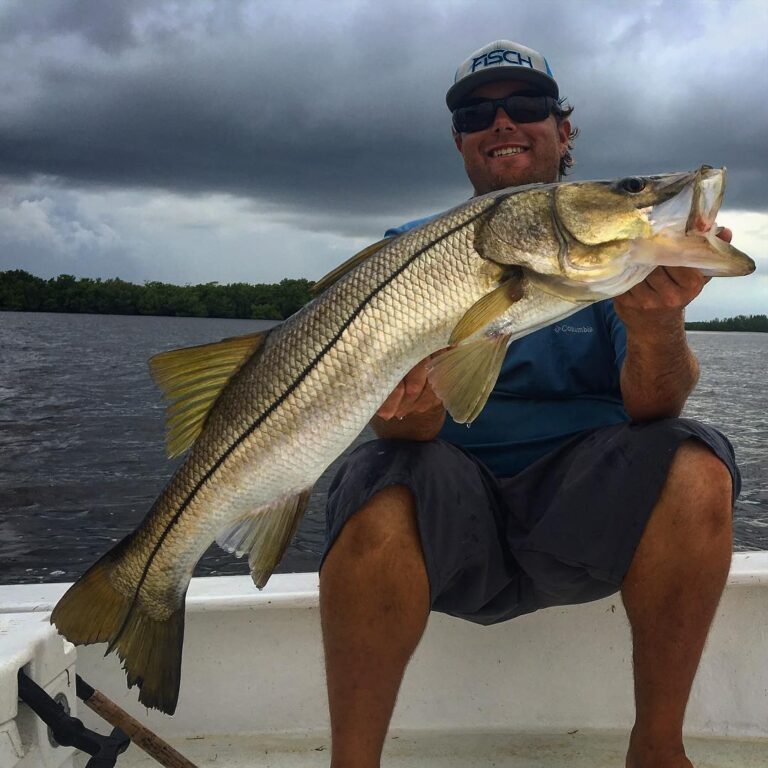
685, 314, 768, 332
0, 270, 313, 321
1, 270, 766, 330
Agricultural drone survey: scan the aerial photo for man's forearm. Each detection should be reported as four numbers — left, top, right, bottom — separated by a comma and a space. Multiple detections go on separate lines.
620, 310, 699, 421
371, 404, 446, 441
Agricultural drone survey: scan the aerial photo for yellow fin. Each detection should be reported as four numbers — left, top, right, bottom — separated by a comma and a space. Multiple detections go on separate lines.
216, 487, 313, 589
311, 237, 392, 294
427, 334, 510, 424
50, 540, 185, 715
149, 330, 270, 458
449, 273, 524, 345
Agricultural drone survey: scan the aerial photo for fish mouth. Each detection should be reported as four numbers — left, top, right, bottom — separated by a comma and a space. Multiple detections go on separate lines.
648, 165, 725, 236
635, 165, 755, 277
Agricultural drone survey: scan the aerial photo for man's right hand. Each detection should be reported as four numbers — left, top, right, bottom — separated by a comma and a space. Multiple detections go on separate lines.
371, 354, 446, 440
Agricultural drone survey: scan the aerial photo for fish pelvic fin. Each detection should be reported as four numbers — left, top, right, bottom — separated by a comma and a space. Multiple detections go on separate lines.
427, 333, 510, 424
149, 329, 271, 458
216, 487, 313, 589
50, 543, 186, 715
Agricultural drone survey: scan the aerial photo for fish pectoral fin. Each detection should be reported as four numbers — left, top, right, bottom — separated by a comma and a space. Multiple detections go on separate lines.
426, 334, 510, 424
449, 271, 525, 345
216, 487, 313, 589
149, 329, 272, 458
311, 237, 393, 294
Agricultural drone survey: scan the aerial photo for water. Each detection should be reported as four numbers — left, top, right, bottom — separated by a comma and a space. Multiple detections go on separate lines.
0, 313, 766, 585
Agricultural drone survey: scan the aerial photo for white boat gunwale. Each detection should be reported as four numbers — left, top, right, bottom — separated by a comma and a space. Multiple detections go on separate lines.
1, 551, 766, 767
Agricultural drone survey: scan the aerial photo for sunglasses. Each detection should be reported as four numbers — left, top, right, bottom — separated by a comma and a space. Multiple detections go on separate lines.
452, 94, 557, 133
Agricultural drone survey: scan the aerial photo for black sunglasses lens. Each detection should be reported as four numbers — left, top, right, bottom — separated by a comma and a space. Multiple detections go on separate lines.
453, 96, 552, 132
508, 96, 551, 123
453, 102, 495, 133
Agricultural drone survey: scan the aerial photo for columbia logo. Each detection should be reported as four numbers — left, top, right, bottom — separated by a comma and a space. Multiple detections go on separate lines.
554, 325, 594, 334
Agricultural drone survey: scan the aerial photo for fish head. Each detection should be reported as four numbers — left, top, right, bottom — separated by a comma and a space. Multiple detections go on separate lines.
478, 166, 754, 298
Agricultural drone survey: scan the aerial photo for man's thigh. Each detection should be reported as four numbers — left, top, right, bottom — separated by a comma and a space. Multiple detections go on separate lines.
321, 419, 741, 625
500, 418, 741, 612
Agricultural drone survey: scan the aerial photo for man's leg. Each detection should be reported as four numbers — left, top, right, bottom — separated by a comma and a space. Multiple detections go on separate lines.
622, 440, 733, 768
320, 484, 430, 768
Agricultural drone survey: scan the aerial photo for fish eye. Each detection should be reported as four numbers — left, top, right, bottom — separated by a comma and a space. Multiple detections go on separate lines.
621, 177, 646, 194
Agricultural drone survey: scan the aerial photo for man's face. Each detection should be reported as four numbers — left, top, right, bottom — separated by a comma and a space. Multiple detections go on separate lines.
453, 80, 571, 195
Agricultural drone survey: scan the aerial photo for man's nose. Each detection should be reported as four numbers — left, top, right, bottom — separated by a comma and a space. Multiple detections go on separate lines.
491, 106, 518, 130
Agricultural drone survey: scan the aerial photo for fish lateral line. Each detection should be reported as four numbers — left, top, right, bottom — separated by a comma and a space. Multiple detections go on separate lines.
115, 197, 504, 627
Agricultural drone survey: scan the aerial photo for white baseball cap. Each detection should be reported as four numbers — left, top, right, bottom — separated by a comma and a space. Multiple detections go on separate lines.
446, 40, 559, 110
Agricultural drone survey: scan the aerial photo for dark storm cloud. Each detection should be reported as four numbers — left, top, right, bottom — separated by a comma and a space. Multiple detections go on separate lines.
0, 0, 140, 51
1, 0, 766, 235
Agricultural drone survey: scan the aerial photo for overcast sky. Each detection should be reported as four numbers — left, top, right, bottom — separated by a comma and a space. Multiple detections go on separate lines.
1, 0, 766, 319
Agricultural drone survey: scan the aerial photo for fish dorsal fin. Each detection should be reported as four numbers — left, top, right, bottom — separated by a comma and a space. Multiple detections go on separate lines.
149, 330, 271, 458
216, 487, 313, 588
427, 334, 510, 424
449, 271, 524, 345
311, 237, 392, 294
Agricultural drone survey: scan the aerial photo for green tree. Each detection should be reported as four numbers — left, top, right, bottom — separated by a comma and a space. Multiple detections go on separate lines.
2, 270, 317, 320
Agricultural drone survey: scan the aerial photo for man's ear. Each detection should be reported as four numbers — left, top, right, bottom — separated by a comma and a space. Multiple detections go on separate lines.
453, 128, 463, 153
557, 119, 571, 154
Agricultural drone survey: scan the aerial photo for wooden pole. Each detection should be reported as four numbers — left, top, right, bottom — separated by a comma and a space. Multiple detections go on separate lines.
76, 676, 199, 768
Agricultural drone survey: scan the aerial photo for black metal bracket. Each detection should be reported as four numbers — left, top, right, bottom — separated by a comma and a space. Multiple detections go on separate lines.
17, 669, 130, 768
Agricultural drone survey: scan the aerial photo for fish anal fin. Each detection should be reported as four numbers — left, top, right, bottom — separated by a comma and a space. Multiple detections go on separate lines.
427, 334, 510, 424
149, 330, 271, 458
312, 237, 392, 295
51, 542, 185, 715
449, 272, 524, 345
216, 487, 313, 589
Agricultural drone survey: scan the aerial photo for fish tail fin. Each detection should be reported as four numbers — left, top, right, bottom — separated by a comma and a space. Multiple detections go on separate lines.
51, 541, 185, 715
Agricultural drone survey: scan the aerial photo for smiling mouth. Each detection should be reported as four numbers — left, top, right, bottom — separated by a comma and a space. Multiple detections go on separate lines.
489, 146, 527, 158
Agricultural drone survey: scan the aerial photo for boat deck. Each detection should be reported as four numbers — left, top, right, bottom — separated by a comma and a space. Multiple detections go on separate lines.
108, 729, 768, 768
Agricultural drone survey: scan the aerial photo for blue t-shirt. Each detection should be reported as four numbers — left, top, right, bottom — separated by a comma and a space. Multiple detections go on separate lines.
385, 216, 630, 477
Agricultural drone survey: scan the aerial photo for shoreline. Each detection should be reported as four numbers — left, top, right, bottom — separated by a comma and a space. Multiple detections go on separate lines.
2, 308, 765, 332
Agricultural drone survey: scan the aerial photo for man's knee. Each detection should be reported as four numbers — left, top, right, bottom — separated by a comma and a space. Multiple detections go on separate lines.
661, 438, 733, 535
327, 484, 421, 563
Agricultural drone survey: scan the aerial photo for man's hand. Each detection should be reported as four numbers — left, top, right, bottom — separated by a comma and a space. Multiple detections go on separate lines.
613, 227, 732, 325
376, 355, 443, 420
371, 354, 447, 441
613, 265, 709, 325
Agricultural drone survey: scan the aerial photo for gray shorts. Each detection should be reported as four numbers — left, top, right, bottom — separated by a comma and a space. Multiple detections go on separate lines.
321, 418, 740, 625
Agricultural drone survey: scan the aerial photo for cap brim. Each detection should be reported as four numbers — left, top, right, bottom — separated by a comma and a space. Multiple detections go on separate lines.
446, 68, 559, 110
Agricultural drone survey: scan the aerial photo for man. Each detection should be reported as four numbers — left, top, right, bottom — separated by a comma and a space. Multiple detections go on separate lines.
319, 40, 740, 768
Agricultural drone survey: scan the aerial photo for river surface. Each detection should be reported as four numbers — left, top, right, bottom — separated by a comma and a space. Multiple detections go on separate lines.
1, 312, 766, 584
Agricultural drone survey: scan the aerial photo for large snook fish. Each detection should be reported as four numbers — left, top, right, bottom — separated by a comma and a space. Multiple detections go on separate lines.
51, 166, 754, 714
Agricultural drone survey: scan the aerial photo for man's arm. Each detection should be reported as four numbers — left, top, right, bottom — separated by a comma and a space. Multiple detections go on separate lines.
617, 293, 700, 421
614, 229, 732, 420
